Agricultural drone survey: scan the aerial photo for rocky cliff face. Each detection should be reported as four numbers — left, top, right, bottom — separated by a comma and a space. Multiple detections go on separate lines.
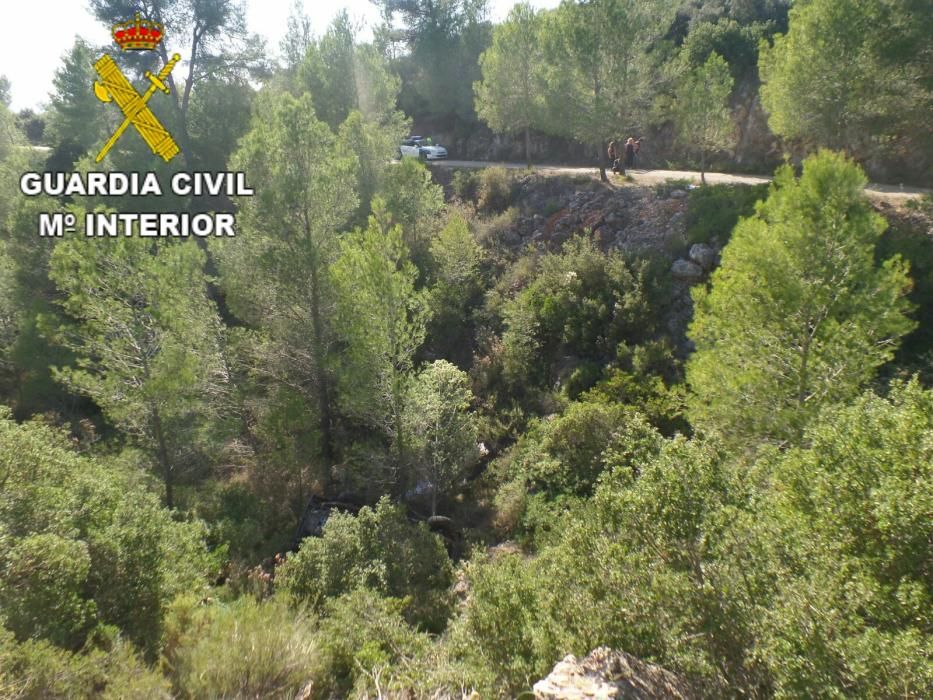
533, 647, 694, 700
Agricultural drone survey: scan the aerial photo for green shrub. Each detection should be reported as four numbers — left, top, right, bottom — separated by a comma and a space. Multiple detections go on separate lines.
904, 192, 933, 218
684, 183, 768, 245
500, 237, 658, 389
0, 533, 94, 649
164, 596, 315, 700
451, 169, 480, 202
510, 402, 643, 498
477, 167, 515, 213
449, 553, 548, 695
877, 217, 933, 380
311, 589, 431, 698
0, 624, 170, 700
757, 380, 933, 698
276, 497, 453, 630
0, 410, 215, 657
473, 206, 519, 250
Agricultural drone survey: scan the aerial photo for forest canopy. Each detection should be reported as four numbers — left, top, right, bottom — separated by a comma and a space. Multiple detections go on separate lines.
0, 0, 930, 697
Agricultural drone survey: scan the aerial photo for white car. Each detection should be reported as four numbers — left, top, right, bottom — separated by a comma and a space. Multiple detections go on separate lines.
398, 136, 448, 161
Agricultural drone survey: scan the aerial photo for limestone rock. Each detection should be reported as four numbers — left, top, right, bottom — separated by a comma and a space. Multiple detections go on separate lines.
671, 259, 705, 283
688, 243, 716, 271
534, 648, 694, 700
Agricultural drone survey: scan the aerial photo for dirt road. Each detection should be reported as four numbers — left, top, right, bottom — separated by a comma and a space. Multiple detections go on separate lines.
431, 159, 929, 204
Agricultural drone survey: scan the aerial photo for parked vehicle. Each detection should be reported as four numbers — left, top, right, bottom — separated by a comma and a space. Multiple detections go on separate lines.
398, 136, 448, 161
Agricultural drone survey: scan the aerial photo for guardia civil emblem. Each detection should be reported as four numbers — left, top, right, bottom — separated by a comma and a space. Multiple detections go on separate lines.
93, 13, 181, 163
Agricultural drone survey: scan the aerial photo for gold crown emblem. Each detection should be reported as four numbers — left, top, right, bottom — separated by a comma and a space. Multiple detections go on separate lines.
112, 12, 164, 51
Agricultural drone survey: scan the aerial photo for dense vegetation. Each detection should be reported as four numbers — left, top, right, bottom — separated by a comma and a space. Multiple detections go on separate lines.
0, 1, 930, 698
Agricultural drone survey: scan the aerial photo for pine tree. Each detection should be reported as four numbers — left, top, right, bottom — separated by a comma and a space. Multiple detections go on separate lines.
686, 150, 915, 445
404, 360, 478, 516
331, 200, 430, 484
474, 3, 546, 167
214, 91, 359, 474
673, 52, 735, 184
47, 236, 230, 507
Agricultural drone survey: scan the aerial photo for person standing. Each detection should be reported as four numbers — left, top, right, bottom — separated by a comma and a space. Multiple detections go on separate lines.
607, 140, 620, 172
623, 137, 637, 169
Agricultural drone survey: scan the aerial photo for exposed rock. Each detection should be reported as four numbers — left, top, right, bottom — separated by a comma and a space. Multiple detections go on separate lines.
688, 243, 717, 271
671, 259, 705, 283
502, 229, 522, 246
534, 648, 694, 700
669, 189, 688, 200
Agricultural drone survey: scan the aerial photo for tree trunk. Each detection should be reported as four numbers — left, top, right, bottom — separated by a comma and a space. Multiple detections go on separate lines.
308, 264, 335, 469
524, 126, 531, 169
151, 406, 174, 509
700, 149, 707, 185
597, 143, 607, 182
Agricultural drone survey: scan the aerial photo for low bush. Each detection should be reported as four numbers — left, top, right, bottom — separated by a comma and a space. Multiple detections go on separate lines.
448, 553, 548, 695
275, 497, 454, 630
163, 595, 315, 699
0, 625, 170, 700
311, 589, 431, 698
684, 183, 768, 245
477, 167, 515, 213
451, 169, 481, 202
472, 206, 519, 251
0, 411, 215, 658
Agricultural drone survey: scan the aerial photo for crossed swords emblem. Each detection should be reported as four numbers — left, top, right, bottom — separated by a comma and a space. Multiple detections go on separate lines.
93, 53, 182, 163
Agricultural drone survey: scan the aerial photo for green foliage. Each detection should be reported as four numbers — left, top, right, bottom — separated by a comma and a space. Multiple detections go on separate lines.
0, 410, 213, 656
427, 213, 484, 358
450, 169, 480, 202
43, 39, 108, 162
332, 204, 430, 479
500, 237, 657, 389
377, 157, 445, 260
47, 235, 231, 507
186, 77, 254, 171
474, 3, 546, 165
687, 151, 915, 445
673, 52, 735, 182
684, 182, 768, 245
877, 214, 933, 379
311, 589, 431, 698
759, 0, 933, 162
373, 0, 492, 121
756, 380, 933, 697
476, 166, 516, 213
503, 401, 663, 510
0, 533, 94, 650
404, 360, 479, 515
450, 553, 545, 694
0, 627, 171, 700
276, 497, 453, 630
215, 89, 360, 486
680, 17, 776, 79
163, 595, 316, 699
298, 10, 407, 218
458, 382, 932, 696
538, 0, 675, 173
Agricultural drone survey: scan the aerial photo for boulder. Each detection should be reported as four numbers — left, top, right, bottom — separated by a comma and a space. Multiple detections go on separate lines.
669, 189, 688, 199
534, 648, 694, 700
688, 243, 716, 270
671, 259, 705, 283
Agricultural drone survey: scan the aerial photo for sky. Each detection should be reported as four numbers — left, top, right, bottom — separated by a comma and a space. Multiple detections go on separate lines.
0, 0, 561, 111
